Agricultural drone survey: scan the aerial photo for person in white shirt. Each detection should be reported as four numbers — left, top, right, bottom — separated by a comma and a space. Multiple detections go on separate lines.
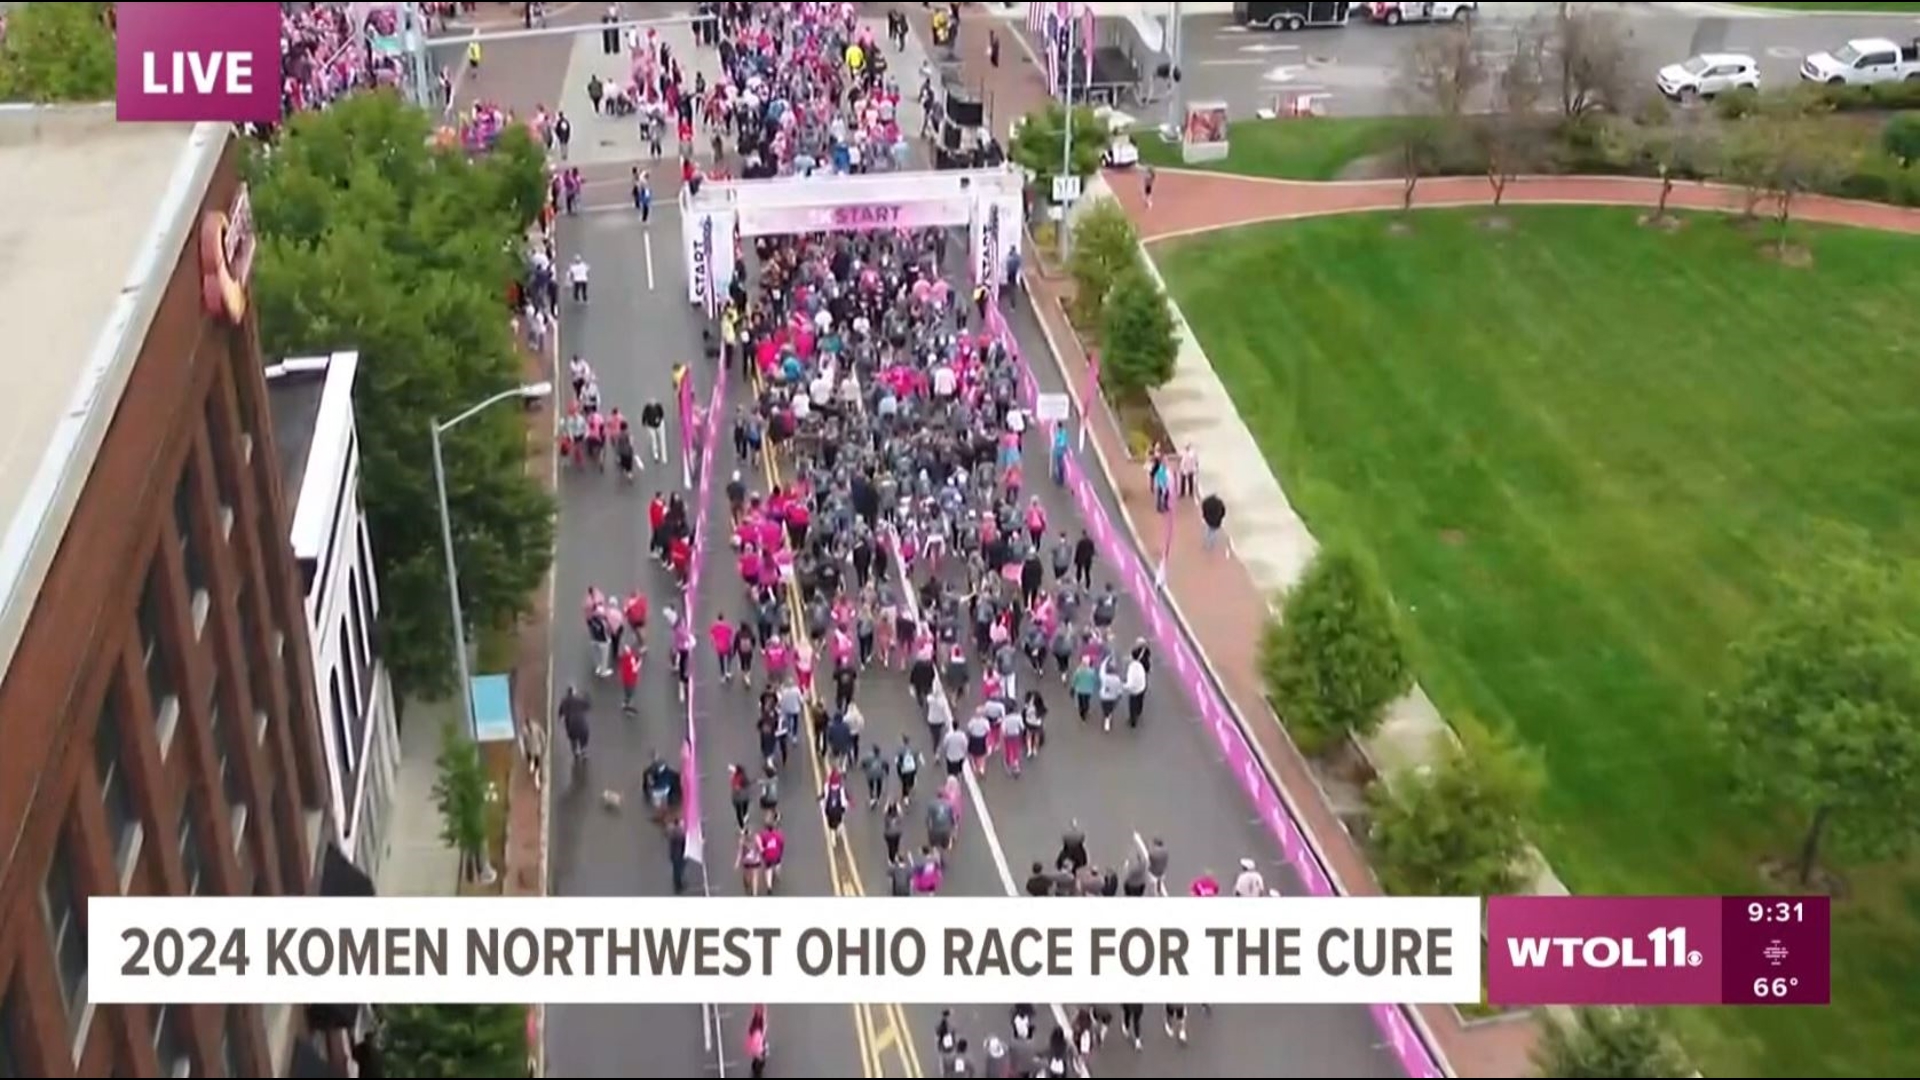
931, 363, 956, 398
568, 255, 591, 303
1232, 857, 1266, 898
1097, 663, 1124, 733
1123, 657, 1149, 729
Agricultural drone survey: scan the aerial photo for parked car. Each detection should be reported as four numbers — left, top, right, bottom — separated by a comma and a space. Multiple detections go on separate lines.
1656, 53, 1760, 100
1364, 2, 1475, 25
1800, 37, 1920, 86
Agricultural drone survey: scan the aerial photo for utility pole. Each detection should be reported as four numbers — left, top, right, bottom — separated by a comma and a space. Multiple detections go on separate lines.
1057, 5, 1075, 266
1164, 1, 1186, 138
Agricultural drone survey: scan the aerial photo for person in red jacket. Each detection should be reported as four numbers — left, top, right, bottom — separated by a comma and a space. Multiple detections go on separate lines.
618, 642, 642, 712
668, 532, 692, 584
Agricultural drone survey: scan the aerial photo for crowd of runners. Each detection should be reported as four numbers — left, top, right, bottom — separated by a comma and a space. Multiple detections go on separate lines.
538, 3, 1279, 1077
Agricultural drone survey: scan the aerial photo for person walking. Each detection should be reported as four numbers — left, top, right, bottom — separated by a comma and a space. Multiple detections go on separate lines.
557, 685, 591, 763
667, 817, 690, 894
1201, 491, 1227, 550
1143, 164, 1157, 209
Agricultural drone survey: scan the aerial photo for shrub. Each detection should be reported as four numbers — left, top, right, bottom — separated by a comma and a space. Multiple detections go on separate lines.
1713, 86, 1762, 121
1368, 723, 1542, 898
1884, 112, 1920, 167
1817, 80, 1920, 113
1835, 151, 1920, 206
1532, 1007, 1691, 1078
1259, 547, 1412, 754
433, 721, 495, 883
1098, 267, 1179, 400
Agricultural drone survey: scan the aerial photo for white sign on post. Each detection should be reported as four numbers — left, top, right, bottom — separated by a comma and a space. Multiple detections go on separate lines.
1051, 174, 1082, 204
1035, 392, 1071, 422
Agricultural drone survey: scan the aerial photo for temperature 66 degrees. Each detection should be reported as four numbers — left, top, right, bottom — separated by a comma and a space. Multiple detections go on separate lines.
121, 927, 250, 978
1753, 976, 1800, 998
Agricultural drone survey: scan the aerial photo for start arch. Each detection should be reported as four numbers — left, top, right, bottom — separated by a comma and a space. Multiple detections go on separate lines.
679, 168, 1025, 312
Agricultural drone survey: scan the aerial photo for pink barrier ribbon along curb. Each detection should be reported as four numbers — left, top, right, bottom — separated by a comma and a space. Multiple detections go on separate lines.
985, 307, 1445, 1080
678, 369, 728, 869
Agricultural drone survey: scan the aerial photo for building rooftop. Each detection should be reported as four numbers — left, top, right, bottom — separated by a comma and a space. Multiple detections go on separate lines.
268, 367, 328, 507
0, 106, 227, 678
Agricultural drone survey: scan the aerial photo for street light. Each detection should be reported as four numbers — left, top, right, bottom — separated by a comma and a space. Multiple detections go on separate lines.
431, 381, 554, 737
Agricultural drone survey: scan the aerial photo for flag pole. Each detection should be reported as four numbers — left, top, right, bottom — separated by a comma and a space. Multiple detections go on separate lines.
1057, 3, 1074, 268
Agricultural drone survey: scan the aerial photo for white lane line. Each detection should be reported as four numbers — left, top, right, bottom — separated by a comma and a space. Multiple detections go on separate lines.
1198, 58, 1273, 66
893, 565, 1087, 1076
643, 230, 657, 291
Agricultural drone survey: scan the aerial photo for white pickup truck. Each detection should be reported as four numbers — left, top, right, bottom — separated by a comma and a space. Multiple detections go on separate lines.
1800, 37, 1920, 86
1365, 1, 1476, 24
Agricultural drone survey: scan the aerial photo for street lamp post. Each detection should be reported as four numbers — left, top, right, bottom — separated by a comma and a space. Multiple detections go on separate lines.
430, 381, 554, 739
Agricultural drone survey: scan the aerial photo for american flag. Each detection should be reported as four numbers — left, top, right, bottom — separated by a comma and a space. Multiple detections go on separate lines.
1028, 2, 1095, 99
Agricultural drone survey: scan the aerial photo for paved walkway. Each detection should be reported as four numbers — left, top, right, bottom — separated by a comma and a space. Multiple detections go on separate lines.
1117, 169, 1920, 242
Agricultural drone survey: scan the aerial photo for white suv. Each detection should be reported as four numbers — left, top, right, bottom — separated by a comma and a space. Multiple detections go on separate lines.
1657, 53, 1761, 100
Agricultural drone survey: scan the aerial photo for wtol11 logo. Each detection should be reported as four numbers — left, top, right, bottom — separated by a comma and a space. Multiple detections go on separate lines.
1503, 926, 1704, 970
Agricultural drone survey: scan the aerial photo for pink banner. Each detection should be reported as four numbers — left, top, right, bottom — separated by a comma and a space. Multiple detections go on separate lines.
985, 307, 1444, 1079
678, 370, 728, 869
736, 199, 975, 237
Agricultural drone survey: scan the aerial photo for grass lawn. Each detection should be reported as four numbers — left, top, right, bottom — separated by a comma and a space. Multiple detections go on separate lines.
1134, 116, 1399, 181
1155, 205, 1920, 1077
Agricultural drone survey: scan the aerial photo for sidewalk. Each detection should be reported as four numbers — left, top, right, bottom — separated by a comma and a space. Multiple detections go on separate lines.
377, 697, 464, 896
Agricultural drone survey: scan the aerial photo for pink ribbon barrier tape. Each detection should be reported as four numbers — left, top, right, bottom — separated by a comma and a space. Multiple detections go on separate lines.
677, 370, 728, 870
987, 307, 1443, 1079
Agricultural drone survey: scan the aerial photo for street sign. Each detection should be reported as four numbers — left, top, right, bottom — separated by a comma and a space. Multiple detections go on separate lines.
1051, 175, 1083, 204
1036, 393, 1071, 422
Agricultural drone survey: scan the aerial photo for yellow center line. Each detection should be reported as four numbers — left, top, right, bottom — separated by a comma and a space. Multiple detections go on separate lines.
743, 360, 920, 1078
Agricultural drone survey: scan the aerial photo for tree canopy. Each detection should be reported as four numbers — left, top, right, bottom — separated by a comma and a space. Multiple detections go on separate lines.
1010, 102, 1112, 191
1098, 267, 1178, 400
250, 93, 553, 702
378, 1002, 528, 1078
1066, 199, 1141, 330
1532, 1007, 1691, 1078
1707, 538, 1920, 883
0, 3, 115, 103
1259, 546, 1413, 753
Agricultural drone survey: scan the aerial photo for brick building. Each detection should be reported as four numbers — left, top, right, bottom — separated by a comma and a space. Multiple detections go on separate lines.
0, 107, 357, 1076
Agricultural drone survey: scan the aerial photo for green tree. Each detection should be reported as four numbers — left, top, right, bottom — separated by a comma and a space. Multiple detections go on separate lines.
1883, 112, 1920, 168
1368, 723, 1542, 897
1097, 267, 1178, 400
0, 3, 115, 103
433, 721, 495, 884
378, 1002, 528, 1078
1066, 199, 1141, 330
1010, 102, 1112, 194
1531, 1007, 1690, 1078
1259, 547, 1412, 754
1707, 542, 1920, 885
250, 94, 554, 702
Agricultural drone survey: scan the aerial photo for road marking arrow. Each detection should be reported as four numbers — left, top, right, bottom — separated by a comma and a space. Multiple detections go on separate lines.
1262, 65, 1305, 82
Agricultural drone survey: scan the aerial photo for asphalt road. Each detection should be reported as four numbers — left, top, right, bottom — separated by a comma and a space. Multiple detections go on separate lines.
994, 2, 1920, 120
